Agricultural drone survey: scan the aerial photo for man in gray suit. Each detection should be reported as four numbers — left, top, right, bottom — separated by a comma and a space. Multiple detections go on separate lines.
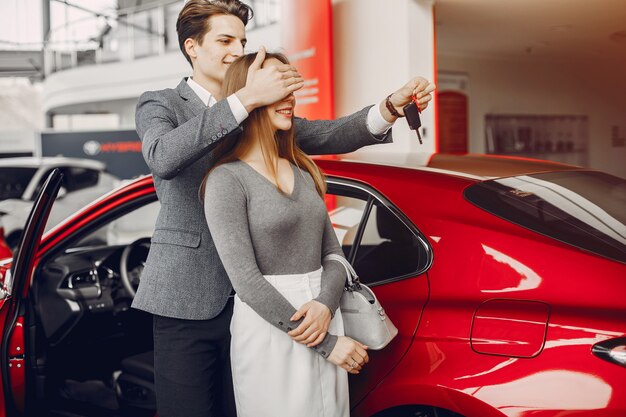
133, 1, 435, 416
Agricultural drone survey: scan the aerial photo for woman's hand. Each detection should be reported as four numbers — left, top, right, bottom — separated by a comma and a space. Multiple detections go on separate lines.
327, 336, 369, 374
288, 300, 332, 347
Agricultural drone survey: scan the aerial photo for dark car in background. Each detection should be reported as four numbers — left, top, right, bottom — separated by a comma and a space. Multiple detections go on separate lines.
0, 153, 624, 417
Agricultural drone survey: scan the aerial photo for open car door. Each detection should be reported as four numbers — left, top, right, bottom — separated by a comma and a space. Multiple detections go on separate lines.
0, 169, 63, 416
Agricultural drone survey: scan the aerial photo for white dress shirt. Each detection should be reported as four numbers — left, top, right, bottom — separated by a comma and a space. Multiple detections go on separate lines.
187, 77, 248, 125
187, 77, 392, 136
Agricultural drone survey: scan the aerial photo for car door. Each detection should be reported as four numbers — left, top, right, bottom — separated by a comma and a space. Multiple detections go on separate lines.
28, 167, 104, 236
0, 169, 63, 415
326, 179, 432, 408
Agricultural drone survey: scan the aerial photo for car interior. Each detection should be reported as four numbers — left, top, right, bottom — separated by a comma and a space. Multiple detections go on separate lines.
330, 195, 427, 285
352, 205, 424, 283
21, 185, 429, 417
26, 201, 160, 417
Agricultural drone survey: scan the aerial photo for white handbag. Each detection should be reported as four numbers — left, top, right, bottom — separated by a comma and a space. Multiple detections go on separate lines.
324, 254, 398, 350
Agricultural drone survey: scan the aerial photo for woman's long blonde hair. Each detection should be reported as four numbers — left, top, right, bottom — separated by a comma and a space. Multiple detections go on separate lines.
199, 52, 326, 199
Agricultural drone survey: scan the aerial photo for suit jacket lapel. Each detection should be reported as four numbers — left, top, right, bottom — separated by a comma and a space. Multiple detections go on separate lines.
176, 78, 207, 118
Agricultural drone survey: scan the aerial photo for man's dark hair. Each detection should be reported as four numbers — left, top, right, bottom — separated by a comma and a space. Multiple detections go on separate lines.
176, 0, 253, 66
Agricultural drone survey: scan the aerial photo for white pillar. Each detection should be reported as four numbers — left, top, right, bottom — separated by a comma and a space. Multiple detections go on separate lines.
332, 0, 436, 158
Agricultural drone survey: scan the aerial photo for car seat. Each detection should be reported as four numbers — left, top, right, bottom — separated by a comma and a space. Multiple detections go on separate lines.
115, 350, 156, 412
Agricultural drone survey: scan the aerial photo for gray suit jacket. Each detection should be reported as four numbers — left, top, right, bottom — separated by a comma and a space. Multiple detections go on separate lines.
132, 78, 392, 320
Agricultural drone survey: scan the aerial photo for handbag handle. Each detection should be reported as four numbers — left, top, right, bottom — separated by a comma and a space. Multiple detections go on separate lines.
323, 254, 360, 289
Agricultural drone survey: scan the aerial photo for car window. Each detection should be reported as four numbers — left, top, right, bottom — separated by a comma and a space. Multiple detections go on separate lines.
71, 200, 160, 248
327, 194, 367, 258
33, 167, 101, 199
464, 170, 626, 264
61, 167, 100, 192
106, 200, 160, 245
327, 181, 431, 285
351, 202, 427, 284
0, 167, 37, 200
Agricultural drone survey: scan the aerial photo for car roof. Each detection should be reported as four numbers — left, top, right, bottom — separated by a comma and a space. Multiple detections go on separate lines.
0, 157, 106, 170
335, 152, 584, 180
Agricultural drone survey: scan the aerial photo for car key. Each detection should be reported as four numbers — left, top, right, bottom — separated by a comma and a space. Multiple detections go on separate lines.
403, 97, 422, 144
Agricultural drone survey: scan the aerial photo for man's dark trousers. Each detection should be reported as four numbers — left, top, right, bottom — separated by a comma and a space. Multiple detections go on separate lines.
153, 298, 235, 417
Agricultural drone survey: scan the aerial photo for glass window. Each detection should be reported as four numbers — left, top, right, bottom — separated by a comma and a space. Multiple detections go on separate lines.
133, 9, 161, 59
0, 167, 37, 200
327, 194, 367, 258
72, 200, 160, 249
464, 170, 626, 263
62, 167, 100, 191
327, 182, 430, 285
351, 202, 425, 284
32, 167, 99, 199
165, 2, 184, 52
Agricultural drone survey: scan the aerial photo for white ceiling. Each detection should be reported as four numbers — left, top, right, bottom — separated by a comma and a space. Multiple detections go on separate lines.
435, 0, 626, 64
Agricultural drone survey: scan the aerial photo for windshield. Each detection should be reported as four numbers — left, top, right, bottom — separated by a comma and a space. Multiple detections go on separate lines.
0, 167, 37, 200
465, 170, 626, 264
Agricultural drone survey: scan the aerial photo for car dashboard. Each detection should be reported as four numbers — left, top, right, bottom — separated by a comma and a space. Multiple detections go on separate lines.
32, 244, 146, 347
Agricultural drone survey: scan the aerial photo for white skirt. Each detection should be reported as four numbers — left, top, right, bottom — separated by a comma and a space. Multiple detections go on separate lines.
230, 267, 349, 417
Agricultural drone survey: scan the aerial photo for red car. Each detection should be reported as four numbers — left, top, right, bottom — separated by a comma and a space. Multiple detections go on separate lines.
0, 154, 624, 417
0, 229, 11, 261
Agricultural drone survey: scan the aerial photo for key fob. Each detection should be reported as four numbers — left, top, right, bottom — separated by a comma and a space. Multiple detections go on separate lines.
403, 101, 423, 144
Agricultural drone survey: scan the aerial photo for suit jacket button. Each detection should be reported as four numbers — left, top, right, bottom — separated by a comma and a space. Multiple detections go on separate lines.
279, 321, 283, 326
321, 351, 327, 356
287, 327, 292, 331
222, 129, 227, 134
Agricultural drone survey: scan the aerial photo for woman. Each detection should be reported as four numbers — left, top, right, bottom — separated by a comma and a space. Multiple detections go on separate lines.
202, 52, 368, 417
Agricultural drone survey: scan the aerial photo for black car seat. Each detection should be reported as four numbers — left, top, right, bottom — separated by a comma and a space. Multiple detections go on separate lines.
115, 350, 156, 412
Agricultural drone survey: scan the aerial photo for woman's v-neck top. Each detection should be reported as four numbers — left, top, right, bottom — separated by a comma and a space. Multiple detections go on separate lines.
203, 160, 345, 357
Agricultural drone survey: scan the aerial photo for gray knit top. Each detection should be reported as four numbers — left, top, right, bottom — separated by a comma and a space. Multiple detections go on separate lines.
203, 160, 346, 357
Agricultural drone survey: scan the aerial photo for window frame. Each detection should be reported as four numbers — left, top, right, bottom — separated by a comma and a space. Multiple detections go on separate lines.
327, 176, 433, 286
30, 169, 56, 201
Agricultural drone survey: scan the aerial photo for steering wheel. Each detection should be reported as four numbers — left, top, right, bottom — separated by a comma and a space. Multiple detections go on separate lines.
119, 237, 151, 298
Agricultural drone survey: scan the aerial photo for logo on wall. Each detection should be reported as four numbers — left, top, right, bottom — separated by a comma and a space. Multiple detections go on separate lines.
41, 130, 148, 179
83, 140, 142, 156
83, 141, 101, 156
